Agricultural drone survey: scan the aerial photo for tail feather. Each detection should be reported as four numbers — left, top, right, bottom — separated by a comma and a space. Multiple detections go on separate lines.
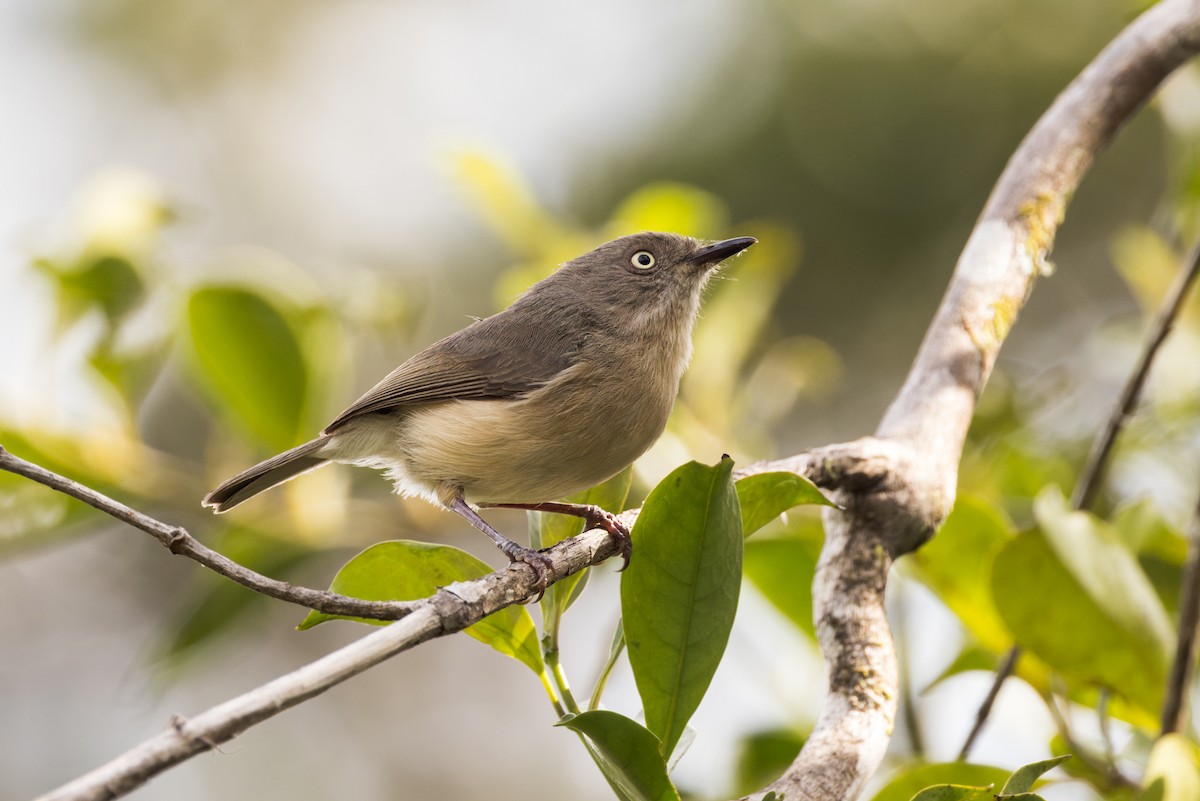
203, 438, 330, 512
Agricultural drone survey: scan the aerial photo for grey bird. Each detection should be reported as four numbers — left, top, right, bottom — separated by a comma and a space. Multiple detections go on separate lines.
203, 231, 756, 587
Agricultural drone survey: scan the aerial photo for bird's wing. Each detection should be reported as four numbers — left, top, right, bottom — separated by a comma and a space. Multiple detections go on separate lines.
323, 313, 582, 433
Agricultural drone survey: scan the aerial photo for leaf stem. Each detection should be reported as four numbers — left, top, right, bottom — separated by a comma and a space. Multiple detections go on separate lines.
590, 623, 626, 712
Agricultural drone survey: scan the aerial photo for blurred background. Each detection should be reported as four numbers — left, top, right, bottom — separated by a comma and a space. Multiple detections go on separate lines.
3, 0, 1200, 799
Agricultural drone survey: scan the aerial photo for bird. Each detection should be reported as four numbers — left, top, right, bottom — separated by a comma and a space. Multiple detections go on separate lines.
203, 231, 756, 589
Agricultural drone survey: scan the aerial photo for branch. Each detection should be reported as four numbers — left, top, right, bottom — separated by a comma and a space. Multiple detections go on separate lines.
1075, 239, 1200, 510
0, 445, 421, 621
33, 524, 622, 801
754, 2, 1200, 799
1161, 494, 1200, 736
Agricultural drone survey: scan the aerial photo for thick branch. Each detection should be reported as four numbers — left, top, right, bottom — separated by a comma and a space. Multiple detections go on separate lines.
753, 3, 1200, 800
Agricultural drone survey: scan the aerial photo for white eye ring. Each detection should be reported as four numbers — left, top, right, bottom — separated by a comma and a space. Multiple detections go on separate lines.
630, 251, 655, 270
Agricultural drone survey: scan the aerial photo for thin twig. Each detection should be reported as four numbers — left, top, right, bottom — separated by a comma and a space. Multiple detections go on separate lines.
1073, 240, 1200, 510
959, 237, 1200, 760
1045, 682, 1137, 790
0, 445, 421, 621
956, 647, 1019, 760
1161, 493, 1200, 736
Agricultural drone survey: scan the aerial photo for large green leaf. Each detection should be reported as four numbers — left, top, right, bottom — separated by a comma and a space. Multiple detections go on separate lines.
621, 457, 742, 758
742, 517, 823, 639
532, 466, 633, 631
868, 763, 1010, 801
299, 540, 543, 675
186, 285, 308, 451
557, 711, 681, 801
736, 471, 834, 538
990, 489, 1173, 716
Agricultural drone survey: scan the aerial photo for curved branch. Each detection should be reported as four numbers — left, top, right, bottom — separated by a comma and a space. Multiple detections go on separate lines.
755, 2, 1200, 800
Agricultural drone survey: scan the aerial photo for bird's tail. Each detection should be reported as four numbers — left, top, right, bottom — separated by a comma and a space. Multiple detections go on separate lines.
203, 437, 330, 512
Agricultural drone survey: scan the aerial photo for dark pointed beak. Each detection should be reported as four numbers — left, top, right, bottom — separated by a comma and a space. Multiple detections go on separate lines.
689, 236, 757, 265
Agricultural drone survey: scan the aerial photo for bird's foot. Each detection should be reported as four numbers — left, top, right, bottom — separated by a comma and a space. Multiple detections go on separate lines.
578, 505, 633, 571
499, 542, 554, 602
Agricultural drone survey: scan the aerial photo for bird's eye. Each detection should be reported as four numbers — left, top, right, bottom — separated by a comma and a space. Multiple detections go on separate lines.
630, 251, 655, 270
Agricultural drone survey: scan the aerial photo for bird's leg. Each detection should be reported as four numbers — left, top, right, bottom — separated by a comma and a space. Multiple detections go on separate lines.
480, 501, 632, 571
448, 496, 553, 600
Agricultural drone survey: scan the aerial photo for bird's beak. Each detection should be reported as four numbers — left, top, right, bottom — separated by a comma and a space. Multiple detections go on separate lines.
689, 236, 758, 265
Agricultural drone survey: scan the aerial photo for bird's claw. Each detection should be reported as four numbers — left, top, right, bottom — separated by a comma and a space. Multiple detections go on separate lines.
583, 507, 633, 571
506, 546, 554, 603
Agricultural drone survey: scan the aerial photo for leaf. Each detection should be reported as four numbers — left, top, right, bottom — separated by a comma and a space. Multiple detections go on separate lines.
990, 489, 1174, 716
742, 518, 823, 639
1000, 755, 1071, 794
185, 285, 309, 451
1034, 489, 1174, 662
621, 457, 743, 758
1139, 734, 1200, 801
868, 763, 1011, 801
906, 495, 1014, 653
557, 711, 681, 801
36, 253, 145, 325
736, 471, 834, 537
299, 540, 542, 675
908, 784, 994, 801
533, 466, 633, 629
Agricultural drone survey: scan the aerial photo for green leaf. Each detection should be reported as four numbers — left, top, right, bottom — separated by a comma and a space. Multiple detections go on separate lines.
732, 728, 806, 797
990, 488, 1172, 715
736, 471, 834, 538
908, 784, 994, 801
533, 466, 633, 627
557, 711, 681, 801
186, 285, 309, 451
621, 457, 743, 758
1034, 489, 1174, 661
299, 540, 543, 675
37, 254, 145, 325
1139, 734, 1200, 801
1001, 755, 1071, 794
907, 495, 1014, 653
742, 518, 823, 639
869, 763, 1011, 801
